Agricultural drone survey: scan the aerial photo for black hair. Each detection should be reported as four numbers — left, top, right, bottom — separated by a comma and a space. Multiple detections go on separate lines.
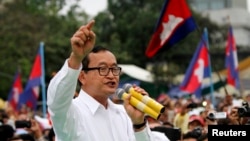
183, 127, 207, 141
0, 124, 14, 141
77, 45, 111, 87
48, 128, 55, 141
82, 45, 111, 70
162, 121, 174, 128
18, 134, 35, 141
9, 134, 35, 141
198, 133, 208, 141
183, 127, 202, 138
0, 109, 8, 123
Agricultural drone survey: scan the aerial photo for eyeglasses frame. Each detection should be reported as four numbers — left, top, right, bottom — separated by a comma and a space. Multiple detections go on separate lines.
82, 66, 122, 76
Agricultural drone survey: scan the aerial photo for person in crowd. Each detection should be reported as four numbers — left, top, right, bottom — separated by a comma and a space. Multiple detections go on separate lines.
173, 101, 189, 134
9, 134, 36, 141
182, 127, 207, 141
14, 118, 47, 141
227, 105, 250, 125
187, 115, 205, 132
146, 116, 162, 129
0, 124, 15, 141
157, 94, 176, 124
222, 94, 234, 113
244, 93, 250, 107
47, 20, 169, 141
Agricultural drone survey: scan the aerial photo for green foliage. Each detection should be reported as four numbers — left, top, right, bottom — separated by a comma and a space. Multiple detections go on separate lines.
0, 0, 83, 99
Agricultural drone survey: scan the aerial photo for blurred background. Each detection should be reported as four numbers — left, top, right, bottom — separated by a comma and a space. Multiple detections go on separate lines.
1, 0, 250, 106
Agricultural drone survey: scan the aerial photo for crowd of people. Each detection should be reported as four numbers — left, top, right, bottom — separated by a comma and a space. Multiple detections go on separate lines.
1, 20, 250, 141
0, 104, 55, 141
1, 92, 250, 141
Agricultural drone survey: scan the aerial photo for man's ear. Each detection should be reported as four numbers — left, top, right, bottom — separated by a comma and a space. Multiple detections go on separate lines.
78, 71, 86, 85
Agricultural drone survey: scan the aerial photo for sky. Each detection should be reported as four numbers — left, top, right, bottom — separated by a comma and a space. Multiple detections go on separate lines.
60, 0, 108, 17
61, 0, 250, 16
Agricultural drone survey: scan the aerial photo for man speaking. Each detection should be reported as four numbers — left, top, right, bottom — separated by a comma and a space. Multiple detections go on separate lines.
47, 20, 169, 141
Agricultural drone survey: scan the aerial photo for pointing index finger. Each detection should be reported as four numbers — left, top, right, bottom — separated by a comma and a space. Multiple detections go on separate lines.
86, 20, 95, 30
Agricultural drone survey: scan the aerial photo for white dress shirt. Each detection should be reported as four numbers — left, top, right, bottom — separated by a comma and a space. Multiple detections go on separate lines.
47, 60, 167, 141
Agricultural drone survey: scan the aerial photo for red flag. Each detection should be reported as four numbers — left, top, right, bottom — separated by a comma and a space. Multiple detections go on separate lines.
180, 33, 210, 98
145, 0, 197, 58
225, 26, 240, 89
18, 47, 42, 110
8, 71, 23, 111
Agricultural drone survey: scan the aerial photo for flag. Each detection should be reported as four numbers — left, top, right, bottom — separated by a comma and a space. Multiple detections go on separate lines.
18, 47, 43, 110
225, 26, 240, 89
145, 0, 197, 58
180, 33, 210, 98
8, 71, 23, 111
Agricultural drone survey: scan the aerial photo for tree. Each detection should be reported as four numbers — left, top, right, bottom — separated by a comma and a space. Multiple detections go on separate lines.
0, 0, 86, 99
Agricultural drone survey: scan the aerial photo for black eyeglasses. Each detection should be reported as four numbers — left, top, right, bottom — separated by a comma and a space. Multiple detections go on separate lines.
82, 66, 122, 76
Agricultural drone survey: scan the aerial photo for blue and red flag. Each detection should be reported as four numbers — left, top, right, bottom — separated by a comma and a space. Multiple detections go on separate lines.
8, 71, 23, 111
18, 47, 42, 110
225, 26, 240, 89
180, 33, 210, 98
145, 0, 197, 58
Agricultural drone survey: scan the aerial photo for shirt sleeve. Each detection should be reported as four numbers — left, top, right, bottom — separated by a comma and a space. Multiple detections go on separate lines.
47, 59, 82, 140
47, 59, 81, 113
134, 123, 169, 141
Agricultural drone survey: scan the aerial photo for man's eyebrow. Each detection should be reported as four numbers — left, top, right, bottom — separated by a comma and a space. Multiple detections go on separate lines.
97, 62, 118, 66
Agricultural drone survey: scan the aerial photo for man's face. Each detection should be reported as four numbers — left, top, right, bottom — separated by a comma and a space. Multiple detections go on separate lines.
188, 120, 202, 131
81, 50, 120, 97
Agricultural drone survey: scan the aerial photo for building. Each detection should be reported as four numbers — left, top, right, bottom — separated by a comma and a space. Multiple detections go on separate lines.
189, 0, 250, 48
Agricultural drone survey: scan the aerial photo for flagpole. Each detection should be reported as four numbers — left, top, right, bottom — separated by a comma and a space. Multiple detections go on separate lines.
204, 28, 215, 106
40, 42, 46, 118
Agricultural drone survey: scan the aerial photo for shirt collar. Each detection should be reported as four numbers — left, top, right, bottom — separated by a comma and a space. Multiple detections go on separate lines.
78, 90, 118, 115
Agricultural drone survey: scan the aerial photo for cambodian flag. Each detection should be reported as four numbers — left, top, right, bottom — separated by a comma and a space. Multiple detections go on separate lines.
8, 71, 23, 111
145, 0, 197, 58
225, 26, 240, 89
18, 47, 42, 110
180, 33, 210, 98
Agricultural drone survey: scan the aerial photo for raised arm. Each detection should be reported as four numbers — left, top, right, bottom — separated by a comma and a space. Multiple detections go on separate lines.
47, 20, 96, 115
69, 20, 96, 69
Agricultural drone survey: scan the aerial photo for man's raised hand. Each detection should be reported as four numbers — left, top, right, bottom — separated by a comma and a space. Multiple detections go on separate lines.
69, 20, 96, 69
